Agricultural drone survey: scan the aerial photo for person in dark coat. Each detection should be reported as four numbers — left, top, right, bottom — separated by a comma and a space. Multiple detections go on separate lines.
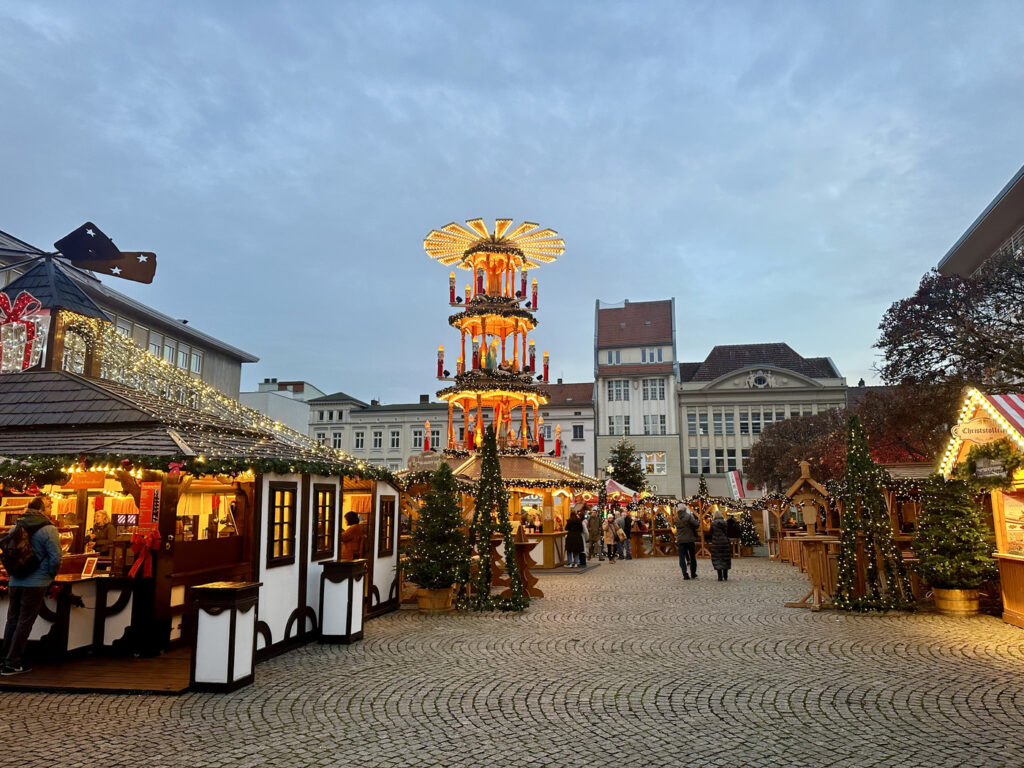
674, 503, 699, 580
710, 510, 733, 581
565, 510, 584, 568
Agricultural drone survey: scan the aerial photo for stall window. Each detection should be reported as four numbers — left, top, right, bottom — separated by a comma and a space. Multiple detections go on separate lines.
267, 482, 297, 567
378, 496, 396, 557
312, 484, 336, 560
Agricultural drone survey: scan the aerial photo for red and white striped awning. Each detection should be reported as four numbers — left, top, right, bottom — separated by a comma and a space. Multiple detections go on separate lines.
940, 388, 1024, 476
983, 394, 1024, 436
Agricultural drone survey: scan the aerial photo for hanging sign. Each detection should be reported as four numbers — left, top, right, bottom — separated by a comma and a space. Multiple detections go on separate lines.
975, 459, 1007, 480
407, 451, 443, 473
61, 471, 107, 490
951, 417, 1004, 445
138, 481, 162, 532
727, 470, 745, 500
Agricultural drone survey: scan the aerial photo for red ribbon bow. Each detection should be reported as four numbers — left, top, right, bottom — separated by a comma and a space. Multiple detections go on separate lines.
0, 290, 43, 369
129, 530, 162, 578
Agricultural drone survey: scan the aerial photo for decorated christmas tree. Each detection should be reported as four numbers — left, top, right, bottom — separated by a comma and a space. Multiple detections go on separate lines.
607, 437, 646, 493
402, 463, 471, 590
697, 474, 709, 497
834, 416, 914, 611
739, 509, 760, 547
914, 476, 997, 589
466, 426, 529, 611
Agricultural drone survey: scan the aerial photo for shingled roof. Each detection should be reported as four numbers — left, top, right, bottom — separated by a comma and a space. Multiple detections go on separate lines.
0, 370, 334, 461
596, 300, 673, 348
681, 343, 840, 382
2, 258, 110, 321
540, 382, 594, 406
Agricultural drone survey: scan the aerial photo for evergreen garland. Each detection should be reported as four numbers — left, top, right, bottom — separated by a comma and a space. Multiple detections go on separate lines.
402, 463, 471, 590
951, 439, 1024, 491
739, 509, 760, 547
464, 426, 529, 612
833, 416, 915, 611
914, 475, 998, 589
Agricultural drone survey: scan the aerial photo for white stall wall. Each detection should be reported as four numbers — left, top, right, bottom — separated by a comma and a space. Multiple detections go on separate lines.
304, 475, 340, 631
373, 480, 400, 606
257, 472, 302, 651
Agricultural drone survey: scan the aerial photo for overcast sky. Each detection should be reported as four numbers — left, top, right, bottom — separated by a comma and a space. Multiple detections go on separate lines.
2, 2, 1023, 401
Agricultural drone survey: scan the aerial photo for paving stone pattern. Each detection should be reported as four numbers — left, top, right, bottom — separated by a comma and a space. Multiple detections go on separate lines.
4, 558, 1024, 767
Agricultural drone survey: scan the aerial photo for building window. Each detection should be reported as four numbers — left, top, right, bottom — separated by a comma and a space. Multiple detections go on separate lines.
607, 350, 613, 364
687, 411, 697, 436
390, 430, 401, 449
163, 342, 175, 363
148, 332, 162, 357
316, 432, 327, 444
640, 451, 666, 475
643, 414, 666, 435
606, 380, 629, 401
572, 424, 584, 440
608, 415, 630, 436
751, 410, 762, 435
689, 449, 699, 475
190, 351, 202, 374
412, 429, 423, 449
372, 430, 383, 449
741, 448, 750, 467
698, 411, 708, 435
700, 449, 710, 475
727, 448, 737, 472
332, 432, 343, 449
354, 431, 364, 449
775, 409, 785, 422
724, 412, 735, 436
657, 348, 663, 362
642, 378, 665, 400
712, 411, 723, 436
542, 424, 552, 439
267, 482, 296, 567
328, 411, 335, 422
715, 449, 725, 474
177, 347, 189, 369
431, 428, 440, 447
312, 484, 336, 561
378, 496, 397, 557
116, 318, 132, 337
318, 411, 324, 422
739, 411, 750, 435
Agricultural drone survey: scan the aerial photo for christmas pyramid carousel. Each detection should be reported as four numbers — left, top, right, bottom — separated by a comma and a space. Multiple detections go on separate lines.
411, 218, 600, 568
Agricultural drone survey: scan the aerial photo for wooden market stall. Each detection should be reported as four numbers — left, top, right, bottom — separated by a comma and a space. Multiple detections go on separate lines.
940, 388, 1024, 629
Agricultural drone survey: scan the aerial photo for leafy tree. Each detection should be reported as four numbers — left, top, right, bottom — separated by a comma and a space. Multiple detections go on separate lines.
745, 384, 960, 491
606, 437, 646, 493
833, 416, 914, 612
913, 476, 997, 589
402, 463, 470, 590
465, 426, 529, 611
877, 247, 1024, 391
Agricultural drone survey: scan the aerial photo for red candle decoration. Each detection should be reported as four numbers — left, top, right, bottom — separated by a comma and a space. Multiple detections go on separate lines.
555, 425, 562, 457
457, 356, 464, 375
529, 341, 536, 372
477, 269, 484, 295
472, 338, 480, 369
424, 421, 431, 452
543, 351, 549, 382
437, 345, 444, 378
467, 426, 474, 450
520, 270, 527, 297
531, 278, 538, 309
449, 272, 456, 303
538, 419, 545, 453
465, 284, 471, 303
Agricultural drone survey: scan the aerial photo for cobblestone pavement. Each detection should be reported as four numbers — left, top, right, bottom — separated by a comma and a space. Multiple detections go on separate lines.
4, 557, 1024, 768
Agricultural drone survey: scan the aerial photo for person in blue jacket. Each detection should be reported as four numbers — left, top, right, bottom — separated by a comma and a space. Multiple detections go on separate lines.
2, 496, 62, 675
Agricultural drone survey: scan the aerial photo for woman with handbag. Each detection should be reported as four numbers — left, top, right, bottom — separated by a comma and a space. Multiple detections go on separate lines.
710, 510, 733, 581
603, 514, 618, 563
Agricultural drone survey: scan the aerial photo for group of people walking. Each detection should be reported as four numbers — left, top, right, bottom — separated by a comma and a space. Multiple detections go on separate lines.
563, 502, 735, 581
674, 502, 732, 581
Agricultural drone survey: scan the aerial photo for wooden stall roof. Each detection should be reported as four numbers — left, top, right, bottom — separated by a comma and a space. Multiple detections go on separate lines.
0, 371, 347, 463
405, 453, 601, 490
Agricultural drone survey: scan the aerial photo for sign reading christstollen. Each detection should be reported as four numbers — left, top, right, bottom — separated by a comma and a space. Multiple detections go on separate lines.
951, 417, 1003, 445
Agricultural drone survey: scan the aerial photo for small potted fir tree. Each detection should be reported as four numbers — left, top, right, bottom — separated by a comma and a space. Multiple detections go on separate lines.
402, 463, 471, 613
914, 475, 998, 617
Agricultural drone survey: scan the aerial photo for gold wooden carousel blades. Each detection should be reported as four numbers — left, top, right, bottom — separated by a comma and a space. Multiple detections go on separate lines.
506, 221, 539, 240
442, 221, 476, 239
515, 228, 559, 243
465, 218, 491, 239
493, 219, 513, 239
